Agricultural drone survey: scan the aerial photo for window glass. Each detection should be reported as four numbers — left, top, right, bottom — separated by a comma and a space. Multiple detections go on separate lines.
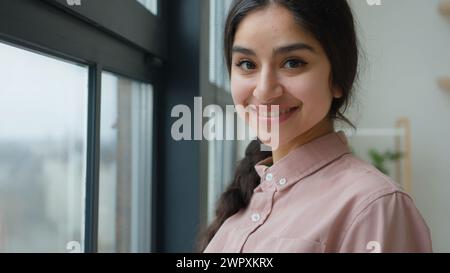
98, 71, 153, 253
0, 41, 88, 252
209, 0, 233, 90
136, 0, 158, 15
206, 0, 244, 223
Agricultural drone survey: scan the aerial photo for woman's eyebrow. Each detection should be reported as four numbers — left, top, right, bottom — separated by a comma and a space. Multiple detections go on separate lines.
232, 46, 256, 56
274, 43, 316, 55
232, 43, 316, 57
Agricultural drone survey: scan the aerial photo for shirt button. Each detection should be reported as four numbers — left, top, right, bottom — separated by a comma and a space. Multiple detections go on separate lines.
251, 213, 261, 222
279, 178, 287, 185
265, 173, 273, 181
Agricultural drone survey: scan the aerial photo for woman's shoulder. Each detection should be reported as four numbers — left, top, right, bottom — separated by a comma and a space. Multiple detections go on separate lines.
323, 153, 411, 211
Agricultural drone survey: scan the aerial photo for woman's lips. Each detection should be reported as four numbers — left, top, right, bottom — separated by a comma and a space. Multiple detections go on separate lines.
249, 105, 302, 124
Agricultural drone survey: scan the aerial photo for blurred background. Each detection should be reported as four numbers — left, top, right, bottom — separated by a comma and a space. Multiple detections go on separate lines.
0, 0, 449, 252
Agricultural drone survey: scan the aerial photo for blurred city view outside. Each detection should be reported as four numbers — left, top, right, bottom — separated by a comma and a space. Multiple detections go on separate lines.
0, 41, 153, 252
98, 72, 153, 253
0, 41, 88, 252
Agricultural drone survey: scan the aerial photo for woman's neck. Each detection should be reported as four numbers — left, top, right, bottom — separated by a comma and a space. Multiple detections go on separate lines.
272, 118, 334, 163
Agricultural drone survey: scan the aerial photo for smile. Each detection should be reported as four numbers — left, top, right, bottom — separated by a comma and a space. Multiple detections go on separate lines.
251, 105, 302, 123
259, 107, 299, 117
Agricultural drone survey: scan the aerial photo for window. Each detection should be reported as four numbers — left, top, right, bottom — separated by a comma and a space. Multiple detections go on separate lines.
205, 0, 244, 224
209, 0, 233, 91
98, 72, 153, 253
136, 0, 158, 15
207, 139, 236, 221
0, 0, 163, 252
0, 41, 88, 252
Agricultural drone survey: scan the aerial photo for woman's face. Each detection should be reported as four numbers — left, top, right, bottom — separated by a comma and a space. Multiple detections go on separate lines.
231, 5, 342, 149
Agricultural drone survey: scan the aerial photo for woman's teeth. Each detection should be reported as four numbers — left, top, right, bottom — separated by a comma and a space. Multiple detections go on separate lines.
259, 107, 298, 117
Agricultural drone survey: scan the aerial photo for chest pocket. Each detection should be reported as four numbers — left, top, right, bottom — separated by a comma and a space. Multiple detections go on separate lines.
274, 237, 326, 253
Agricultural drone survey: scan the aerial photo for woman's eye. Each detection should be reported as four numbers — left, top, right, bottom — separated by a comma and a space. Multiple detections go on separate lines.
284, 59, 306, 69
236, 60, 256, 71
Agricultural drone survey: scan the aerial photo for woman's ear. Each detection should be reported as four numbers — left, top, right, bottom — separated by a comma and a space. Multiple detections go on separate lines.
332, 86, 343, 99
329, 74, 343, 99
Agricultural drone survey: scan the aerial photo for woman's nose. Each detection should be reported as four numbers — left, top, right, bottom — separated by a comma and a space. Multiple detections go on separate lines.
253, 68, 283, 103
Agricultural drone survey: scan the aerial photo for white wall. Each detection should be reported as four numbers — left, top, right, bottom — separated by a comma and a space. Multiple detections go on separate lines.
348, 0, 450, 252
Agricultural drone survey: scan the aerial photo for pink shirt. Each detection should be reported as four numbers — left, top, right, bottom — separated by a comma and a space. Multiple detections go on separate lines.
204, 131, 432, 253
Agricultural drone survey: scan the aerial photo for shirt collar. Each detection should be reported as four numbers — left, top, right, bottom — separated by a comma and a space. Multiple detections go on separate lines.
254, 131, 351, 193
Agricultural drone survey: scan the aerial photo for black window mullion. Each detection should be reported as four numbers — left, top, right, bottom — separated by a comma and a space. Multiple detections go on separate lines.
85, 63, 102, 253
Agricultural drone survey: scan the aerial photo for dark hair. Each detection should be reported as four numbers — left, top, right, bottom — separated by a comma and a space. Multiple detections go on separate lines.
197, 0, 359, 252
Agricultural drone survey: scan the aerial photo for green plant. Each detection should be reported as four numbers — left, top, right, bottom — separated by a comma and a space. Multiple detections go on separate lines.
368, 149, 403, 175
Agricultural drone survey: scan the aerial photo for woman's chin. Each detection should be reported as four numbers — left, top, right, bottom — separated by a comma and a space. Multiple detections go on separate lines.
255, 134, 291, 152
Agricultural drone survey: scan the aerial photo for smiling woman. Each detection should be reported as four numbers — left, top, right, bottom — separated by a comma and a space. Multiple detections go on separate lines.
198, 0, 432, 253
230, 4, 343, 161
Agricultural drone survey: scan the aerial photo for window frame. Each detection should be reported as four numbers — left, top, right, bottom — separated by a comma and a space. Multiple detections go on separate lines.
0, 0, 165, 253
199, 0, 242, 227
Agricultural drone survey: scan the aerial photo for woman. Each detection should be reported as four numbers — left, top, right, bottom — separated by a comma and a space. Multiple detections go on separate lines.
199, 0, 432, 253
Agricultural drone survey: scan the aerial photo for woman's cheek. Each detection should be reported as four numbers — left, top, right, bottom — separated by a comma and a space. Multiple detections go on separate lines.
284, 76, 334, 135
231, 76, 255, 123
286, 74, 333, 107
231, 76, 251, 105
284, 74, 321, 100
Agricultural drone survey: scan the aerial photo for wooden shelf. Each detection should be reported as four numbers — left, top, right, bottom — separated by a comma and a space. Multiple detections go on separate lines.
439, 0, 450, 16
437, 77, 450, 91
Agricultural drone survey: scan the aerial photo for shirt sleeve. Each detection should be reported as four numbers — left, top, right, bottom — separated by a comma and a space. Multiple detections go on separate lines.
339, 192, 433, 253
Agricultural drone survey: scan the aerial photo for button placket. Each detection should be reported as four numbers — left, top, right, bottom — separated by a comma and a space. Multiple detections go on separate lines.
240, 186, 277, 252
250, 184, 277, 222
250, 213, 261, 222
